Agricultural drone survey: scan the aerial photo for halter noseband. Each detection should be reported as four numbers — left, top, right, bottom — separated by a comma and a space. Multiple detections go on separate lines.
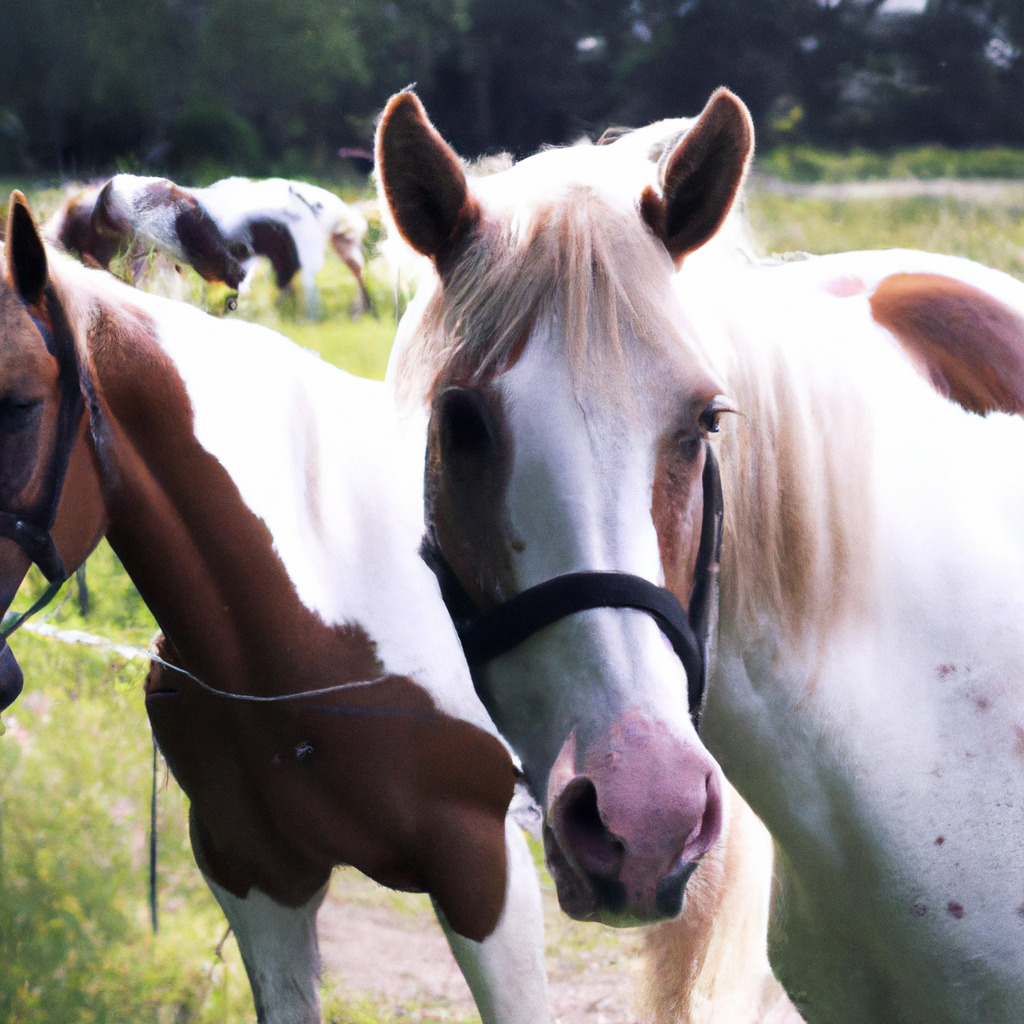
0, 289, 84, 639
424, 442, 723, 726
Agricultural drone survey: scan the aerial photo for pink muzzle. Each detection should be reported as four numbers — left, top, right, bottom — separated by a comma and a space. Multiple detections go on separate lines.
544, 708, 723, 924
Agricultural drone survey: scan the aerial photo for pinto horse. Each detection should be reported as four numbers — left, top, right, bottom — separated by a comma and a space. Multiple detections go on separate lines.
378, 87, 1024, 1023
376, 91, 800, 1022
0, 193, 547, 1024
51, 175, 374, 318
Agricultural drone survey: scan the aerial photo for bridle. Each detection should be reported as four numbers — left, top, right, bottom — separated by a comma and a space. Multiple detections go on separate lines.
423, 441, 723, 727
0, 287, 85, 640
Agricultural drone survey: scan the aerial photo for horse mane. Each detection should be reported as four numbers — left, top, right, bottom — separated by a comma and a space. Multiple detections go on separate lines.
393, 185, 692, 403
676, 279, 879, 656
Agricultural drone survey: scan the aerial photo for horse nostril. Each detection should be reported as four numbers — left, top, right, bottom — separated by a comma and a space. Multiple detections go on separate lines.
655, 859, 698, 918
556, 776, 625, 880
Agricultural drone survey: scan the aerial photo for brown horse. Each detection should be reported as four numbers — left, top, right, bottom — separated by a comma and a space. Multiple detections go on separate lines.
0, 192, 547, 1024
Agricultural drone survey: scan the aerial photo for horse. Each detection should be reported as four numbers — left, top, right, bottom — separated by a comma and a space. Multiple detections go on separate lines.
48, 178, 248, 289
50, 175, 374, 318
376, 85, 1024, 1024
376, 91, 800, 1023
0, 192, 547, 1024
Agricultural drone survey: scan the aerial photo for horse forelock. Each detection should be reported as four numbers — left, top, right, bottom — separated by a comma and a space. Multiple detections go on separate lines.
394, 185, 698, 406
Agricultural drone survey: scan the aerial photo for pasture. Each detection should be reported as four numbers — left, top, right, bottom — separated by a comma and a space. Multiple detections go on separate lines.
1, 176, 1023, 1024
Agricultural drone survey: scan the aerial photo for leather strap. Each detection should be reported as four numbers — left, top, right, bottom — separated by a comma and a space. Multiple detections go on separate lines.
423, 441, 724, 725
2, 289, 85, 584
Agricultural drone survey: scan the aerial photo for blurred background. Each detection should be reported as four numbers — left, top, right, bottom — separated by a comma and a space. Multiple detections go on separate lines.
2, 0, 1023, 179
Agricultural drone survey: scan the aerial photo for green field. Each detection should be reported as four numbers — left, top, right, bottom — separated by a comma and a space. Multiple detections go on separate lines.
2, 178, 1024, 1022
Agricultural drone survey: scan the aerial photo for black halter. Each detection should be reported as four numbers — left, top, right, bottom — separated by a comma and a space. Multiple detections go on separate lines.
0, 287, 84, 585
423, 442, 723, 726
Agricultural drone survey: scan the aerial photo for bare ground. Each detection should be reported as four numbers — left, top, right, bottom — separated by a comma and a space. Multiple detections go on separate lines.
319, 857, 644, 1024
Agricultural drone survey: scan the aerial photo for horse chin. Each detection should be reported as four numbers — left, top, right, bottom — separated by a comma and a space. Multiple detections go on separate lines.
0, 642, 24, 712
542, 820, 695, 926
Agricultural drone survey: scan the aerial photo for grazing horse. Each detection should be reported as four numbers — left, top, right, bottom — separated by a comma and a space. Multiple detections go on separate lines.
378, 86, 1024, 1023
0, 193, 547, 1024
49, 178, 248, 288
51, 175, 374, 318
376, 91, 800, 1023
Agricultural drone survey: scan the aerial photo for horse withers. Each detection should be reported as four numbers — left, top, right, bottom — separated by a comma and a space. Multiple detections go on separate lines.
379, 84, 1024, 1023
376, 92, 799, 1022
0, 192, 546, 1024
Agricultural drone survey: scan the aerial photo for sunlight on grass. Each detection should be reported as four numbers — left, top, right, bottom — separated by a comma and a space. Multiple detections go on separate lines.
746, 190, 1024, 281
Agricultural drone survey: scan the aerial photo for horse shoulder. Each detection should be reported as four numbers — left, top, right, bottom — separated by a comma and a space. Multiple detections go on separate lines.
869, 272, 1024, 416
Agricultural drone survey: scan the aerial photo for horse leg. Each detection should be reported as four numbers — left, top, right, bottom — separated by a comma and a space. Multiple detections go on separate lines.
301, 267, 322, 320
204, 876, 328, 1024
432, 815, 549, 1024
637, 780, 802, 1024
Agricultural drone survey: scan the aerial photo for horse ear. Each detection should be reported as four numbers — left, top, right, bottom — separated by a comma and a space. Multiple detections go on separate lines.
643, 89, 753, 264
5, 191, 48, 305
376, 91, 480, 267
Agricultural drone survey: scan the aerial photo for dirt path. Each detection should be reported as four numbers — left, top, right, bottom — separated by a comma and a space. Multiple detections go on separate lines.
319, 861, 644, 1024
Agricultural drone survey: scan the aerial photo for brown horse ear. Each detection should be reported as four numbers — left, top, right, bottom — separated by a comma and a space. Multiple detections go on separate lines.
642, 89, 753, 265
376, 91, 480, 267
6, 191, 48, 305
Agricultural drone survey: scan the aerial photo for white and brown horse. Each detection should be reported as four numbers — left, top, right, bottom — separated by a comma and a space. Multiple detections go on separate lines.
376, 91, 798, 1023
0, 193, 547, 1024
376, 87, 1024, 1023
50, 175, 374, 317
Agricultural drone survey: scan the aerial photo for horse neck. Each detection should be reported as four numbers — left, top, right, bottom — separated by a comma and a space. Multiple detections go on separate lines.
707, 267, 1024, 658
69, 274, 486, 720
67, 275, 379, 691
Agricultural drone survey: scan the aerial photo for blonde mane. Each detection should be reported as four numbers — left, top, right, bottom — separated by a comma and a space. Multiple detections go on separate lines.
710, 299, 877, 653
392, 183, 692, 404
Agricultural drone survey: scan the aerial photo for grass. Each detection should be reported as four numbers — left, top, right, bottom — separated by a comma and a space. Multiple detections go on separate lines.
3, 170, 1024, 1022
746, 190, 1024, 281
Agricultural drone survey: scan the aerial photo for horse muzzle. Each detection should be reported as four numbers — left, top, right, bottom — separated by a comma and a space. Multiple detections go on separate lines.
542, 709, 723, 925
0, 642, 25, 712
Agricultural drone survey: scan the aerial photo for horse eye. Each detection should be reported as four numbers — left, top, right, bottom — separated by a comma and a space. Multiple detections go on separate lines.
0, 396, 41, 424
699, 406, 721, 434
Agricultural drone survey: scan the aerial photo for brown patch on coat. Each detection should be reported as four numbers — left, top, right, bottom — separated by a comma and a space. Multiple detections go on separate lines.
425, 382, 514, 610
870, 273, 1024, 415
41, 274, 516, 941
650, 436, 706, 601
947, 901, 965, 919
248, 218, 300, 289
54, 186, 127, 269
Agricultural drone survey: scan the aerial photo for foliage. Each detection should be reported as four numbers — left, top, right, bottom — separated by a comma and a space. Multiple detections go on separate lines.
3, 0, 1024, 174
759, 144, 1024, 182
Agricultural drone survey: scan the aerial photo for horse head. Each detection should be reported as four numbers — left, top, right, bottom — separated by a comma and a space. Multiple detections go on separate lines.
0, 193, 107, 709
93, 175, 247, 288
378, 90, 753, 925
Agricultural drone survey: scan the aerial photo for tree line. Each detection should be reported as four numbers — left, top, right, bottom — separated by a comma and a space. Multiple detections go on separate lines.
1, 0, 1022, 177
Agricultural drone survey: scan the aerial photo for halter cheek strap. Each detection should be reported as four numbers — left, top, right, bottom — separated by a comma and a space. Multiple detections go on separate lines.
0, 289, 85, 640
424, 442, 724, 727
